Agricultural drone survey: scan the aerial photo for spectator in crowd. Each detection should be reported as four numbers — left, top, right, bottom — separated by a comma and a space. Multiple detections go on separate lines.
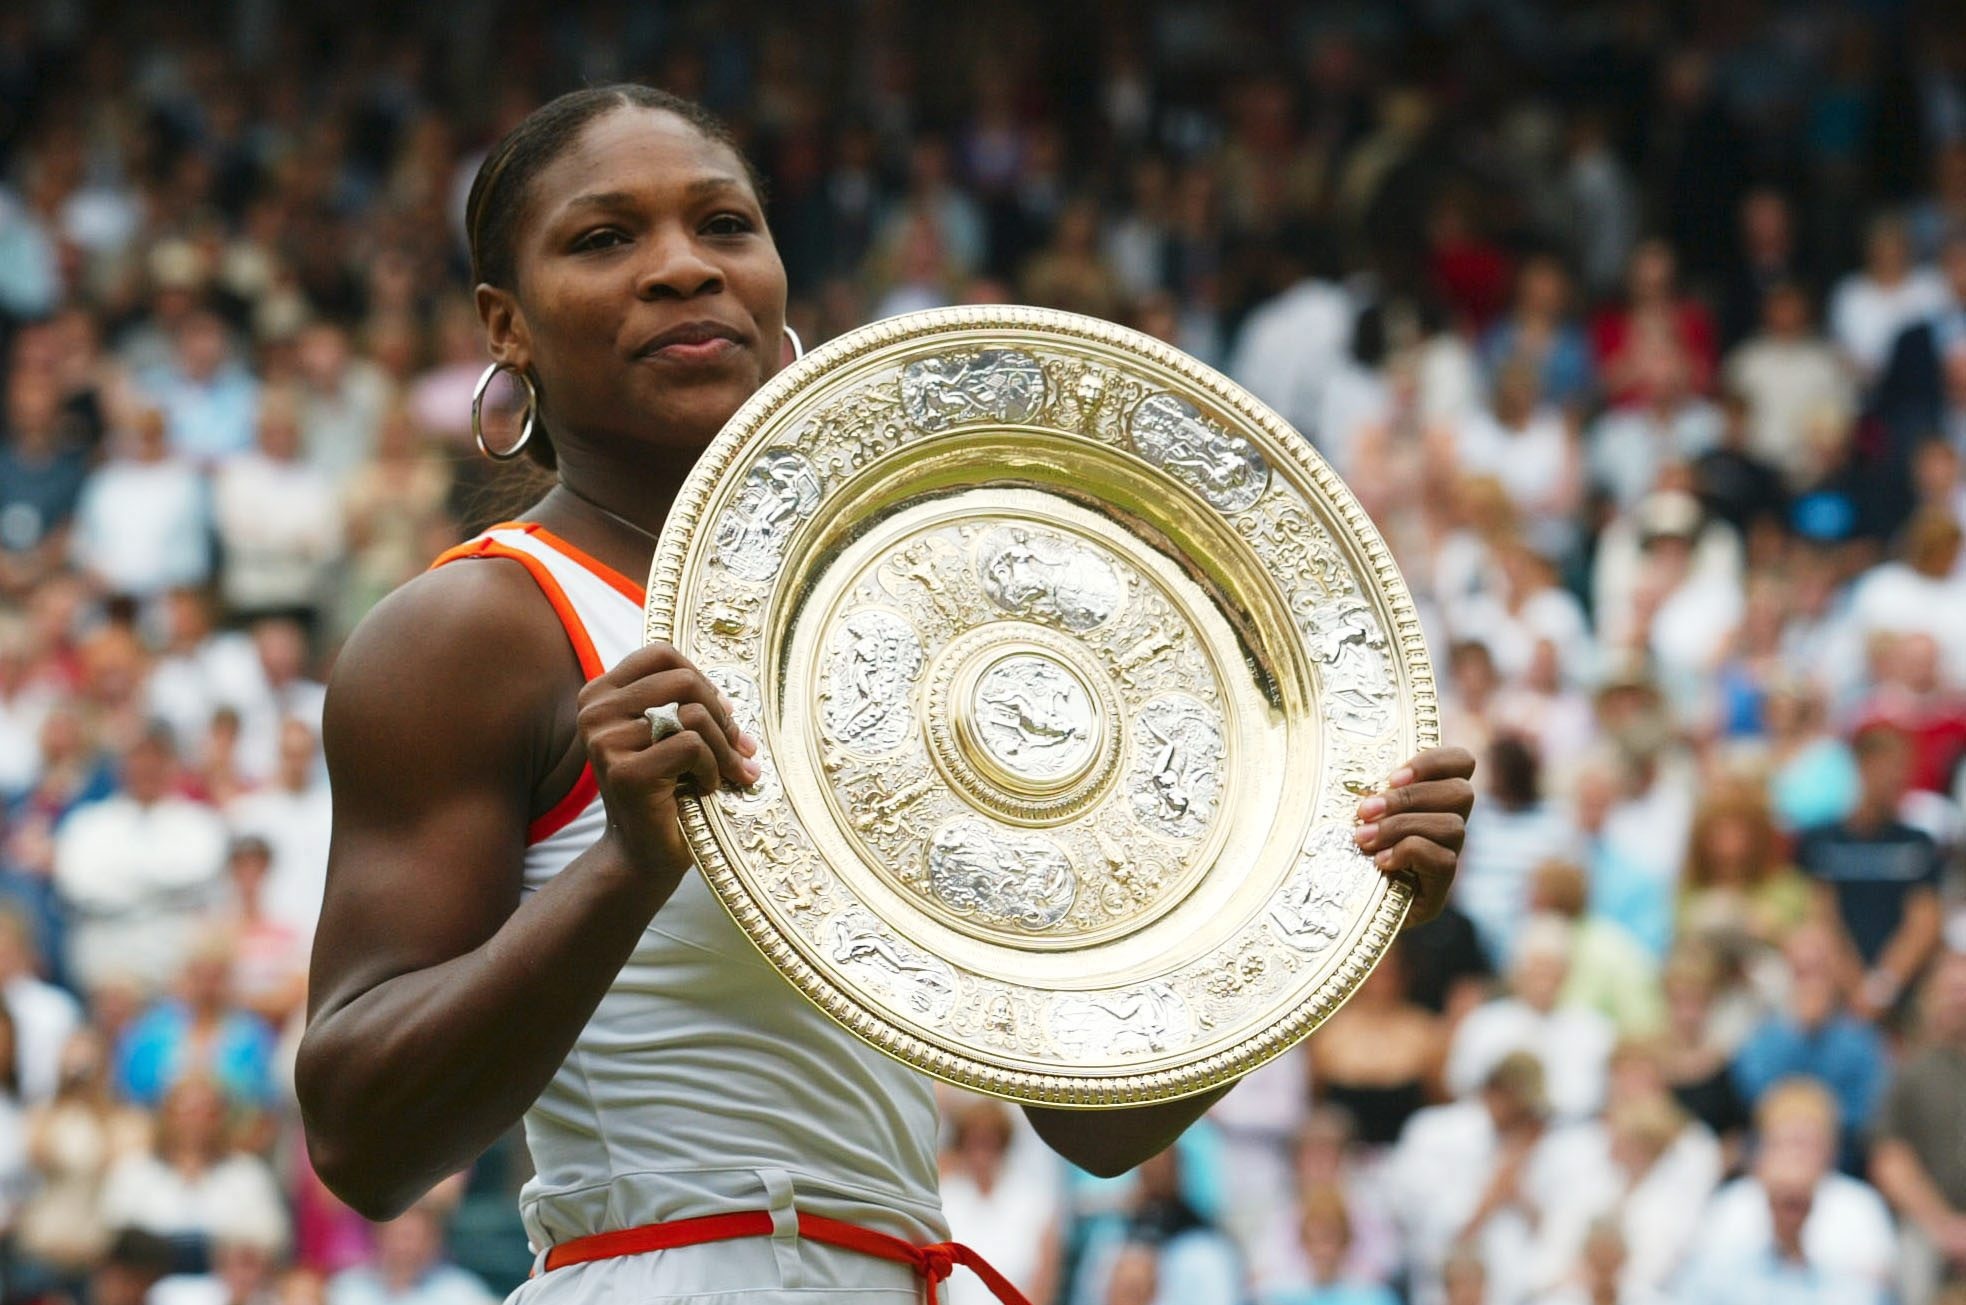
1731, 922, 1889, 1159
1258, 1184, 1399, 1305
98, 1074, 288, 1276
1677, 785, 1814, 949
0, 902, 80, 1104
152, 1225, 289, 1305
212, 389, 342, 632
1684, 1077, 1896, 1301
144, 586, 266, 763
52, 724, 227, 994
1307, 942, 1444, 1148
1871, 950, 1966, 1302
1447, 915, 1618, 1122
1524, 861, 1663, 1037
1481, 254, 1595, 411
1844, 511, 1966, 689
1830, 214, 1952, 381
1722, 281, 1856, 490
1389, 1051, 1574, 1305
225, 718, 331, 937
1070, 1145, 1242, 1305
68, 407, 211, 603
1590, 240, 1718, 407
134, 309, 260, 467
220, 837, 309, 1029
939, 1096, 1063, 1305
1454, 736, 1581, 965
1251, 1109, 1400, 1298
114, 934, 275, 1112
333, 401, 453, 640
0, 367, 91, 598
324, 1179, 493, 1305
292, 323, 390, 488
17, 1028, 152, 1281
1796, 723, 1945, 1019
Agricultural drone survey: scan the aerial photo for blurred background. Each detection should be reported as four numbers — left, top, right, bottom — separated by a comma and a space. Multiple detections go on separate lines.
1, 0, 1965, 1302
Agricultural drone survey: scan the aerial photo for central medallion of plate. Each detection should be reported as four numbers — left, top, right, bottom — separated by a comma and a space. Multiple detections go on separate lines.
970, 653, 1099, 784
809, 514, 1228, 951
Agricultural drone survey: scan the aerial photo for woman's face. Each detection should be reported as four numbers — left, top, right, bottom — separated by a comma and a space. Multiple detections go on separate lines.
480, 107, 787, 462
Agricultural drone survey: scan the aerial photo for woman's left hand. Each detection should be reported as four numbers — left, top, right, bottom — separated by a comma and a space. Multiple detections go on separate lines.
1352, 745, 1477, 927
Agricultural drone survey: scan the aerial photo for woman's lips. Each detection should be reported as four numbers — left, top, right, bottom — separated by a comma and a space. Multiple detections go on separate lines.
640, 335, 740, 364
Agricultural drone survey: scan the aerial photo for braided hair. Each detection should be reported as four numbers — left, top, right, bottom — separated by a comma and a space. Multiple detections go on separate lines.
463, 84, 760, 470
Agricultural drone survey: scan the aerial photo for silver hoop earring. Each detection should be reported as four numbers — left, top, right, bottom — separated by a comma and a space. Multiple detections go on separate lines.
472, 362, 539, 462
785, 324, 806, 361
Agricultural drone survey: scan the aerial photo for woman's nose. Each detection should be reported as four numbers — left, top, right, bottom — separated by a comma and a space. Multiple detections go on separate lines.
635, 230, 724, 300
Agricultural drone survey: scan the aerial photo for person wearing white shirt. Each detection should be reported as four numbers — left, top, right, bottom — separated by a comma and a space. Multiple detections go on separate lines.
937, 1096, 1062, 1305
1228, 276, 1356, 442
0, 622, 53, 796
1585, 374, 1724, 512
1453, 364, 1582, 560
231, 617, 327, 786
1446, 917, 1616, 1122
225, 718, 332, 937
98, 1076, 288, 1260
1843, 511, 1966, 688
143, 588, 268, 752
213, 389, 343, 624
1683, 1078, 1897, 1294
1829, 214, 1952, 378
51, 726, 227, 994
0, 908, 78, 1105
1721, 282, 1856, 488
68, 409, 211, 601
1387, 1051, 1594, 1305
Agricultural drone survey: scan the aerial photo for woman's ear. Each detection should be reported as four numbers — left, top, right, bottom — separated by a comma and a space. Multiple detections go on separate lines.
475, 283, 532, 371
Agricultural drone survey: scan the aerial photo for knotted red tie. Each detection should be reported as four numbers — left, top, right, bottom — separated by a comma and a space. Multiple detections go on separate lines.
536, 1208, 1033, 1305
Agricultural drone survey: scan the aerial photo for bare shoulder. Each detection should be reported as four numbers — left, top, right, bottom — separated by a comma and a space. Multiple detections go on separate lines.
326, 557, 578, 777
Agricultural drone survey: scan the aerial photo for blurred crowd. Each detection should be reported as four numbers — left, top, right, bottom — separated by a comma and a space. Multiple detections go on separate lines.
4, 1, 1966, 1303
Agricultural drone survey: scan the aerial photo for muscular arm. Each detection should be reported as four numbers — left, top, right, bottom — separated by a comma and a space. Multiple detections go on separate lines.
296, 562, 746, 1220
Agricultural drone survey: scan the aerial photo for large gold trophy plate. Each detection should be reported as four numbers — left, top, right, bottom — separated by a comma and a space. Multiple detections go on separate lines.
646, 307, 1436, 1106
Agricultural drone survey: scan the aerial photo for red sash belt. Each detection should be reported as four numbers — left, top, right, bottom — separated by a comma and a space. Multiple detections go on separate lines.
535, 1208, 1032, 1305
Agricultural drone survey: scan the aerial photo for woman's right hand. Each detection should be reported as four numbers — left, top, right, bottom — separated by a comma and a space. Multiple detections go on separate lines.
575, 642, 759, 882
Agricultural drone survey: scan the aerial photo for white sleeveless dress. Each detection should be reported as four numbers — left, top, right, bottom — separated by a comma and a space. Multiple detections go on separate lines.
430, 523, 948, 1303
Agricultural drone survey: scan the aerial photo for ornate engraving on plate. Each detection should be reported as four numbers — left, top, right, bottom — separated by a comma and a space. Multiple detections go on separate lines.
821, 609, 925, 755
901, 349, 1047, 432
1128, 392, 1269, 512
1127, 693, 1225, 840
826, 906, 959, 1022
1268, 825, 1380, 953
1298, 593, 1395, 737
1048, 981, 1193, 1059
704, 667, 779, 810
971, 654, 1099, 782
977, 526, 1123, 631
927, 815, 1077, 931
713, 450, 824, 581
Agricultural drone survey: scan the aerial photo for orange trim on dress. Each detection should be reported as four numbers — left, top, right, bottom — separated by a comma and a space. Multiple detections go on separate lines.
429, 535, 605, 845
496, 521, 648, 604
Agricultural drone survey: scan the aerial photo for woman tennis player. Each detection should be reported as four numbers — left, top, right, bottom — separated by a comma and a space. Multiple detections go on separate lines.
295, 85, 1475, 1304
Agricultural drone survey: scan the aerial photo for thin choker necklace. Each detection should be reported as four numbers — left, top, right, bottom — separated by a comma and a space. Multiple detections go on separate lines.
556, 481, 662, 546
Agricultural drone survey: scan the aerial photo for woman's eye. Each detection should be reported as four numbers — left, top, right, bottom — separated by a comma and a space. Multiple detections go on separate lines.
704, 213, 754, 237
573, 228, 628, 252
